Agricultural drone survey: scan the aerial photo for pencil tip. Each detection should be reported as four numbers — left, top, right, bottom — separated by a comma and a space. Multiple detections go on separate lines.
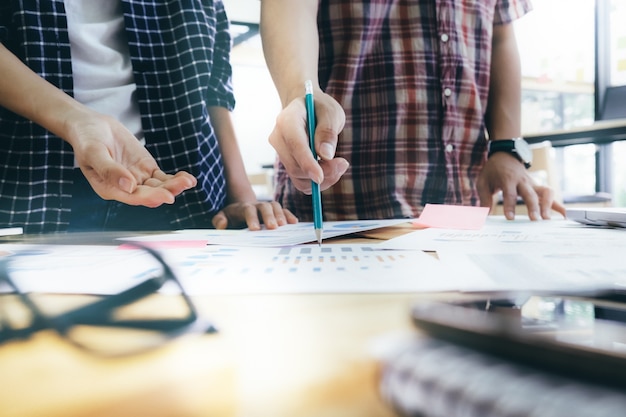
315, 229, 323, 246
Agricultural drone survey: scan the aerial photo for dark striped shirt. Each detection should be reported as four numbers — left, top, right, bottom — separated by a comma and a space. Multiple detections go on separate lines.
274, 0, 532, 221
0, 0, 234, 233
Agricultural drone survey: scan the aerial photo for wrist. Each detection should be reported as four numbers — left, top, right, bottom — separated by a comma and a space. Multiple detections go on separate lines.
487, 137, 533, 169
36, 94, 92, 143
58, 106, 110, 149
282, 78, 320, 106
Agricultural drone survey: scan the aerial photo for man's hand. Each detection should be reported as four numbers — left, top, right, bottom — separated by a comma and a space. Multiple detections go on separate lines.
477, 152, 566, 220
212, 201, 298, 230
268, 91, 349, 193
67, 112, 197, 207
0, 44, 195, 208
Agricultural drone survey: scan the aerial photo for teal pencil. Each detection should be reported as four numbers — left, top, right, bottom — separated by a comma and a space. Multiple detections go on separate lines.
304, 80, 323, 245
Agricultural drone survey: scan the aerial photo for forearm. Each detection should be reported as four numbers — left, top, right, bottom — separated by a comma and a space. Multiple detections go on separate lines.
260, 0, 320, 106
486, 24, 522, 140
208, 106, 256, 203
0, 43, 90, 144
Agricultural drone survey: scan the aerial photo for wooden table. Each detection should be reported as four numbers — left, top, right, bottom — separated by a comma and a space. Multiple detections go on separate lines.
0, 225, 450, 417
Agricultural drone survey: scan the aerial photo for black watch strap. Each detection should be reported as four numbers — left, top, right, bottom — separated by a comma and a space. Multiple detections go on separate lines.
487, 138, 532, 169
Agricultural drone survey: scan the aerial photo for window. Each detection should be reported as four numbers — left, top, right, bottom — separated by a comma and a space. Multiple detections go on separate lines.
517, 0, 626, 206
609, 0, 626, 85
516, 0, 596, 134
609, 0, 626, 205
516, 0, 598, 200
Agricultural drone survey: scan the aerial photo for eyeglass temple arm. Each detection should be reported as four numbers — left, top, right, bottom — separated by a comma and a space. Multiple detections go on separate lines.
1, 244, 211, 341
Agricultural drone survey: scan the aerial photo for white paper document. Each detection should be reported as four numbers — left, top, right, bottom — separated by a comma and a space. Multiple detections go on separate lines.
125, 219, 410, 247
381, 216, 626, 292
0, 244, 163, 295
0, 243, 477, 295
3, 217, 625, 296
380, 217, 602, 251
0, 227, 23, 237
162, 244, 474, 294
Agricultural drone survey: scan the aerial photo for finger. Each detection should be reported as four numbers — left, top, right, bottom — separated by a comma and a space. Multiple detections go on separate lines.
292, 178, 314, 194
269, 139, 315, 194
314, 118, 339, 161
477, 186, 496, 213
256, 202, 278, 229
159, 175, 197, 196
115, 169, 196, 206
80, 148, 139, 195
143, 177, 163, 188
500, 185, 521, 220
282, 208, 299, 225
287, 135, 324, 184
212, 211, 228, 230
534, 186, 555, 220
551, 200, 567, 218
534, 185, 567, 219
150, 169, 171, 182
269, 133, 301, 174
318, 158, 349, 191
242, 204, 261, 231
474, 172, 497, 213
174, 170, 198, 182
81, 164, 142, 203
267, 201, 299, 226
127, 186, 178, 207
516, 182, 541, 221
270, 120, 323, 184
123, 154, 162, 185
94, 185, 173, 208
269, 201, 287, 226
295, 157, 349, 192
150, 170, 197, 195
315, 94, 345, 160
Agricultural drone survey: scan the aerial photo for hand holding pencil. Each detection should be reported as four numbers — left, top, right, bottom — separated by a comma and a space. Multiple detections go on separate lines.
267, 81, 349, 194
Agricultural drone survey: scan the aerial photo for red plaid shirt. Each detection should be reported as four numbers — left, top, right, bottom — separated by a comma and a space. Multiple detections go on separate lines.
274, 0, 532, 220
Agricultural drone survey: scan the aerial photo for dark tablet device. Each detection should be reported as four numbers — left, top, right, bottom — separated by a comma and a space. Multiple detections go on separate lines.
411, 294, 626, 390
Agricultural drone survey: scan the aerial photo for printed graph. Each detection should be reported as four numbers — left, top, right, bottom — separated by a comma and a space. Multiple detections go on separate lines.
165, 244, 449, 294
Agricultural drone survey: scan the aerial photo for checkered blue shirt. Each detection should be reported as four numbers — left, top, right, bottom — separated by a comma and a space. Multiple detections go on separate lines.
0, 0, 234, 233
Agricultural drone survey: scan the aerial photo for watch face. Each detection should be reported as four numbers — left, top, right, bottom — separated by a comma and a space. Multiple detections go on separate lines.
513, 139, 533, 164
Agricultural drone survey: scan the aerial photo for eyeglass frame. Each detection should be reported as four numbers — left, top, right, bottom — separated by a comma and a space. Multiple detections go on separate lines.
0, 242, 216, 355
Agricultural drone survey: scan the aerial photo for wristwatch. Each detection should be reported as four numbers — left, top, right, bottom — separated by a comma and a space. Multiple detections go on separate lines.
487, 137, 533, 169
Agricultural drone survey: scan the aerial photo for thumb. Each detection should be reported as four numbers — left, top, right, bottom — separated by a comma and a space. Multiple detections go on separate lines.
116, 173, 137, 194
314, 101, 344, 161
315, 127, 338, 161
81, 161, 137, 197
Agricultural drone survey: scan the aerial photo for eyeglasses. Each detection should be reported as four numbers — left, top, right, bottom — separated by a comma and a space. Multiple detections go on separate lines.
0, 243, 216, 356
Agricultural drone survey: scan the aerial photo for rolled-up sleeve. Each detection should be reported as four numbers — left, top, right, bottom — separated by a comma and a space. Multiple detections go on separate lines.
494, 0, 533, 25
206, 0, 236, 110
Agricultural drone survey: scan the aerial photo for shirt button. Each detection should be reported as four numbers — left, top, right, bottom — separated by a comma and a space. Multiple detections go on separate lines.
445, 144, 454, 152
441, 33, 449, 42
443, 88, 452, 97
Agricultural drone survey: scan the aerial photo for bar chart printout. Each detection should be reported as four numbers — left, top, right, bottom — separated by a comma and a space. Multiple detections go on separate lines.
0, 244, 478, 295
169, 244, 465, 294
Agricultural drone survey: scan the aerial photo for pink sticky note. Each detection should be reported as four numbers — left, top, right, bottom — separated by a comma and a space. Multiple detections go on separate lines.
413, 204, 489, 230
